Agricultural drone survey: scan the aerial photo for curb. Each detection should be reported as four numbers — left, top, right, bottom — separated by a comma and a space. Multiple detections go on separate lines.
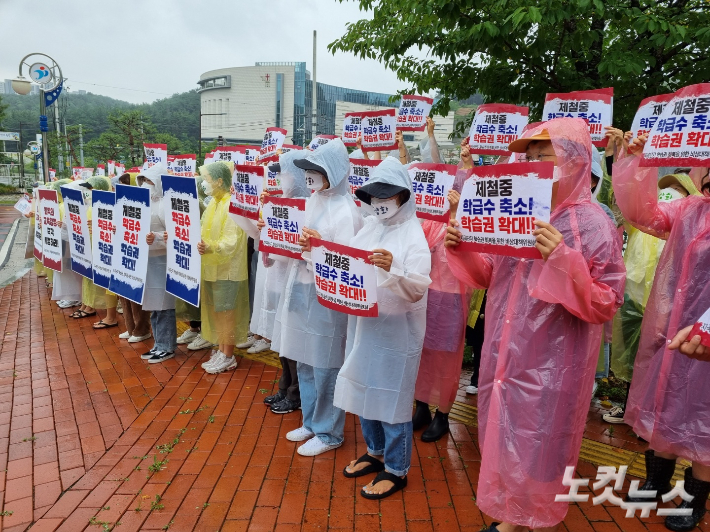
0, 218, 21, 271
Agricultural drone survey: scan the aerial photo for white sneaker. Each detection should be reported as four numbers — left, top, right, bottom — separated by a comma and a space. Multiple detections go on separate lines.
247, 339, 271, 354
187, 335, 213, 351
297, 436, 342, 457
205, 355, 236, 374
128, 333, 152, 343
201, 350, 223, 370
465, 385, 478, 395
116, 301, 123, 314
286, 426, 315, 442
57, 300, 80, 309
236, 335, 255, 349
603, 406, 626, 424
118, 331, 131, 339
177, 329, 199, 344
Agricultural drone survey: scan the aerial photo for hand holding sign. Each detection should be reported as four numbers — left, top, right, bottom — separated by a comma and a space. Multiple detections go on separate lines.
300, 228, 322, 253
668, 325, 710, 361
532, 220, 563, 261
444, 220, 462, 248
197, 240, 207, 255
369, 249, 393, 272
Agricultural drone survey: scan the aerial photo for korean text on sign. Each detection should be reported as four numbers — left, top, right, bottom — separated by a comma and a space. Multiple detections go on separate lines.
91, 190, 116, 289
259, 127, 287, 162
308, 135, 339, 151
143, 143, 167, 168
343, 112, 365, 147
33, 189, 43, 261
162, 175, 202, 307
259, 197, 306, 260
360, 109, 399, 153
348, 159, 382, 203
229, 164, 263, 221
455, 161, 554, 259
60, 185, 93, 280
38, 189, 62, 272
542, 88, 613, 147
630, 93, 674, 139
640, 83, 710, 168
408, 163, 460, 222
168, 154, 197, 177
690, 306, 710, 348
265, 167, 283, 195
396, 95, 434, 132
468, 104, 530, 156
310, 238, 379, 317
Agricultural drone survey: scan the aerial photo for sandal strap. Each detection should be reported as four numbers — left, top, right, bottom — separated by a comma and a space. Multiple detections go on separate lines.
355, 454, 384, 468
370, 470, 406, 488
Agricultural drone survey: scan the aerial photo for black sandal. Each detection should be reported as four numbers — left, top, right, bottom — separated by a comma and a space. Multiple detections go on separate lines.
73, 310, 97, 319
343, 454, 385, 478
93, 320, 118, 329
360, 470, 407, 500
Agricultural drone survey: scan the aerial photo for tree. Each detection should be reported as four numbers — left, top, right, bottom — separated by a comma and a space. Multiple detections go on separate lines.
0, 95, 8, 129
86, 131, 126, 164
329, 0, 710, 131
108, 110, 156, 166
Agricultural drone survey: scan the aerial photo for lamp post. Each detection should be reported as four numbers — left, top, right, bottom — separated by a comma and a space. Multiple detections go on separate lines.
12, 53, 63, 184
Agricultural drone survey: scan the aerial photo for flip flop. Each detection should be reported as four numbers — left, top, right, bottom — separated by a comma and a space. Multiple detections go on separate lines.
69, 310, 83, 318
93, 320, 118, 329
360, 471, 407, 500
343, 454, 385, 478
73, 310, 97, 319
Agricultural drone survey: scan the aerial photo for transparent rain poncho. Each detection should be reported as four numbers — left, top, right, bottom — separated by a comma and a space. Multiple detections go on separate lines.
198, 161, 250, 346
334, 157, 432, 424
277, 139, 364, 368
614, 156, 710, 467
445, 117, 626, 528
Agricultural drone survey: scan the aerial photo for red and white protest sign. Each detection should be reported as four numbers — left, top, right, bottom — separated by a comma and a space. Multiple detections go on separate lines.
361, 110, 398, 153
49, 168, 57, 181
38, 189, 62, 272
244, 146, 260, 164
308, 135, 339, 151
347, 159, 382, 202
640, 83, 710, 168
408, 163, 459, 222
115, 163, 125, 176
229, 164, 263, 220
168, 154, 197, 177
311, 238, 378, 317
543, 88, 614, 147
342, 112, 365, 147
143, 143, 167, 168
107, 160, 115, 176
260, 127, 287, 162
280, 144, 303, 154
455, 161, 554, 259
259, 197, 306, 260
468, 104, 529, 156
214, 146, 240, 164
631, 93, 675, 139
689, 306, 710, 348
397, 95, 434, 132
96, 164, 106, 176
265, 166, 283, 195
33, 189, 42, 261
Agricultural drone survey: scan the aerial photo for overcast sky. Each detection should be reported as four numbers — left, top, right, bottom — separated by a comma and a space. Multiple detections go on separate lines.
0, 0, 416, 104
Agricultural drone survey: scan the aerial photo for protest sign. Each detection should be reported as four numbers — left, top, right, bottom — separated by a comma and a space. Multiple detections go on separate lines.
203, 151, 216, 165
308, 135, 339, 151
631, 93, 675, 139
33, 189, 42, 261
543, 88, 614, 147
408, 163, 459, 222
13, 194, 32, 216
640, 83, 710, 168
281, 144, 303, 154
71, 167, 83, 180
229, 164, 263, 221
81, 168, 93, 180
96, 164, 106, 176
143, 143, 167, 168
61, 186, 93, 280
108, 160, 115, 176
259, 127, 287, 162
347, 159, 382, 202
168, 154, 196, 177
49, 168, 56, 181
115, 163, 125, 176
690, 306, 710, 348
342, 112, 365, 147
91, 190, 116, 289
397, 95, 434, 132
468, 104, 530, 155
311, 238, 378, 317
455, 161, 554, 259
213, 146, 240, 164
38, 189, 62, 272
265, 166, 283, 195
259, 197, 306, 260
162, 175, 202, 307
361, 110, 398, 153
109, 185, 151, 304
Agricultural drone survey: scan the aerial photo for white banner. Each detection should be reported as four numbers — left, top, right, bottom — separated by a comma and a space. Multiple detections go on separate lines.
408, 163, 458, 222
143, 143, 168, 168
468, 104, 530, 155
542, 88, 614, 147
361, 110, 398, 153
38, 189, 62, 272
396, 95, 434, 132
259, 197, 306, 260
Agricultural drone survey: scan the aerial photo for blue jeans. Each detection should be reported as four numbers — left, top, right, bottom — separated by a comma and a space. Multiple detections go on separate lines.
151, 309, 177, 353
359, 417, 413, 477
297, 362, 344, 446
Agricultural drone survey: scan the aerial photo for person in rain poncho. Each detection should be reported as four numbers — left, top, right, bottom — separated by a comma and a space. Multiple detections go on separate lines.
198, 161, 250, 374
280, 138, 364, 456
136, 164, 176, 364
257, 151, 311, 414
444, 118, 626, 531
51, 179, 83, 309
605, 173, 701, 425
613, 133, 710, 531
334, 156, 431, 499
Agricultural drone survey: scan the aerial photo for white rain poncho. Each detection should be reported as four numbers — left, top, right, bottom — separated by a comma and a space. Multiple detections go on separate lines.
334, 157, 432, 424
137, 164, 175, 312
277, 139, 364, 368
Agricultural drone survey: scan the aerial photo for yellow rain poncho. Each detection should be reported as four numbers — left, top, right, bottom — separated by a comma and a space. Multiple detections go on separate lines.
81, 176, 112, 309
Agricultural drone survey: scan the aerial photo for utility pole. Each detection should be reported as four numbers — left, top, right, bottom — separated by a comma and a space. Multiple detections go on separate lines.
79, 123, 84, 166
63, 117, 71, 171
54, 101, 63, 171
39, 89, 50, 183
312, 30, 317, 140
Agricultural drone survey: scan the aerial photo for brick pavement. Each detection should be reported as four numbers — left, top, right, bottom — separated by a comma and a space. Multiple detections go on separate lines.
0, 270, 708, 531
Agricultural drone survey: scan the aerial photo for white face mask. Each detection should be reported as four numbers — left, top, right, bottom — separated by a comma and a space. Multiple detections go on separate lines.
202, 180, 214, 195
658, 187, 684, 203
371, 197, 399, 220
305, 170, 325, 192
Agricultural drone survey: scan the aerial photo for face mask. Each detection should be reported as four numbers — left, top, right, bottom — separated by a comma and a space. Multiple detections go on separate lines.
658, 187, 684, 203
305, 170, 325, 192
202, 180, 214, 195
371, 197, 399, 220
82, 190, 91, 202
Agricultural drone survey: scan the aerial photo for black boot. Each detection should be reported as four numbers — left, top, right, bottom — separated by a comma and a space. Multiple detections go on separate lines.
665, 467, 710, 532
412, 400, 432, 431
421, 410, 449, 442
626, 450, 676, 503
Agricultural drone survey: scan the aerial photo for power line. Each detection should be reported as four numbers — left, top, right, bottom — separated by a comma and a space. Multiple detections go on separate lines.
68, 80, 172, 96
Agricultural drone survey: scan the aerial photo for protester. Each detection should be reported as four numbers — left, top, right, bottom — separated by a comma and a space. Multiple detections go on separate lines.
50, 179, 82, 310
614, 136, 710, 531
465, 291, 486, 395
444, 117, 626, 531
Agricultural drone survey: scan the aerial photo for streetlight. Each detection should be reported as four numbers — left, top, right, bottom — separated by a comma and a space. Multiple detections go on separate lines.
13, 53, 64, 184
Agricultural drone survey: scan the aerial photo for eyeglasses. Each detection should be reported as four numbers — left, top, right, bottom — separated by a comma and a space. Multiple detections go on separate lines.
518, 153, 556, 163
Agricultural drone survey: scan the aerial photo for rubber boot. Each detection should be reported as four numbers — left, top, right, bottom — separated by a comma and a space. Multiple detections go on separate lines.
412, 400, 432, 431
665, 467, 710, 531
625, 450, 676, 503
421, 409, 449, 442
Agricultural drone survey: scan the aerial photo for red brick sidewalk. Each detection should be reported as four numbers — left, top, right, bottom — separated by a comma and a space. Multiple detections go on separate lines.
1, 271, 708, 531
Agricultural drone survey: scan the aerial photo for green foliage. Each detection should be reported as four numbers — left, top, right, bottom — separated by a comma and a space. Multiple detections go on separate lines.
0, 95, 8, 128
329, 0, 710, 129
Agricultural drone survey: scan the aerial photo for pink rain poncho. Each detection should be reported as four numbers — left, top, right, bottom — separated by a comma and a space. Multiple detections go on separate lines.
445, 118, 626, 528
614, 157, 710, 466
